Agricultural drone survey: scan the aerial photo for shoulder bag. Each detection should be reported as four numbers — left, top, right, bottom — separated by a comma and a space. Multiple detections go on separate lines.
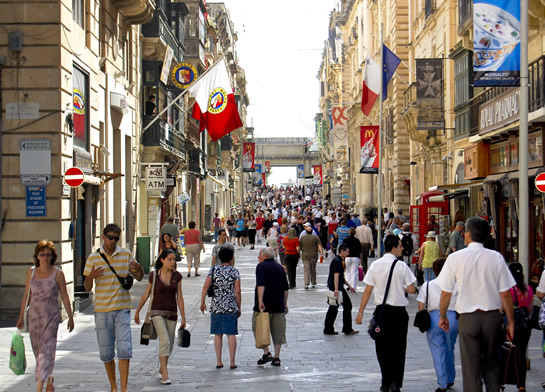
207, 265, 216, 297
414, 282, 431, 333
502, 287, 531, 331
140, 270, 158, 344
368, 259, 399, 340
19, 267, 35, 333
98, 250, 134, 290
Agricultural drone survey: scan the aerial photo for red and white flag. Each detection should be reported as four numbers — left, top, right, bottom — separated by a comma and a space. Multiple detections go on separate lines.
361, 57, 380, 117
189, 59, 243, 141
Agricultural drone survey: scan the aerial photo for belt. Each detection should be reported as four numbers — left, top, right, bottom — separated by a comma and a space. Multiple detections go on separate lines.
150, 310, 175, 318
475, 309, 500, 313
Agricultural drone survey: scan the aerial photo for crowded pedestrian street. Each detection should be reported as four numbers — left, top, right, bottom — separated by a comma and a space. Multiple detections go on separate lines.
1, 241, 544, 391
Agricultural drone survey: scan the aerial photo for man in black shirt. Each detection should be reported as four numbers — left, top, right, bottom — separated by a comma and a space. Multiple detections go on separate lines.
324, 243, 358, 335
145, 95, 156, 116
252, 247, 289, 367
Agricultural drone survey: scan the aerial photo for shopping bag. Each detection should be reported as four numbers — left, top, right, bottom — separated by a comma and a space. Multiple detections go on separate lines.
9, 333, 26, 376
255, 311, 271, 349
358, 266, 364, 281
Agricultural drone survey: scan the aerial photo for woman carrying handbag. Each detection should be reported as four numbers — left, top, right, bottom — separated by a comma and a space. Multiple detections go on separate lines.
135, 249, 186, 385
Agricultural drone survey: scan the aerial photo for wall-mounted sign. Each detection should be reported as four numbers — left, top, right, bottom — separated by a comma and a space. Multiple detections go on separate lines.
171, 62, 198, 89
26, 186, 46, 217
160, 46, 174, 85
479, 87, 519, 135
20, 139, 52, 186
146, 166, 167, 191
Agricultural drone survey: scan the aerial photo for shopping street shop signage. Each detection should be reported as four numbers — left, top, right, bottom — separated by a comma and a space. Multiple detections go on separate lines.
479, 87, 519, 135
20, 139, 52, 186
26, 186, 46, 217
146, 166, 167, 191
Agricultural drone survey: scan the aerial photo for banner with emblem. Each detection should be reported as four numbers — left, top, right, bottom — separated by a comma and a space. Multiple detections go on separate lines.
416, 59, 444, 130
262, 173, 266, 187
331, 106, 349, 162
171, 62, 198, 89
73, 67, 88, 150
242, 142, 256, 172
360, 126, 379, 174
313, 165, 323, 185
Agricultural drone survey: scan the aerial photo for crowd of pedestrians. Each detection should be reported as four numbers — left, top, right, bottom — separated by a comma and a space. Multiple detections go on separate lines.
14, 184, 545, 392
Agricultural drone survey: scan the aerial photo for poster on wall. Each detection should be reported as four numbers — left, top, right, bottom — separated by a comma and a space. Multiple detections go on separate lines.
360, 126, 379, 174
473, 0, 521, 86
313, 165, 323, 185
416, 59, 444, 129
242, 142, 255, 172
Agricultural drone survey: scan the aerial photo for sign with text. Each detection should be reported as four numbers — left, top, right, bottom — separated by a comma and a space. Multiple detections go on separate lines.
26, 186, 46, 217
242, 142, 256, 172
479, 87, 519, 135
20, 139, 52, 186
360, 126, 379, 174
146, 166, 167, 191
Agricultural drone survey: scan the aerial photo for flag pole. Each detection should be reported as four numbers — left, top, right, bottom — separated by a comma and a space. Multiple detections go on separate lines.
143, 53, 227, 133
377, 24, 384, 256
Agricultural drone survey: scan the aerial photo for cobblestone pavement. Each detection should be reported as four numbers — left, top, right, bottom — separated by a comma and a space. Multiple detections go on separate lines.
1, 242, 544, 391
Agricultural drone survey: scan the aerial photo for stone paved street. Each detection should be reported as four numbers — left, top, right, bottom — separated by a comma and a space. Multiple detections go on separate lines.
1, 242, 544, 391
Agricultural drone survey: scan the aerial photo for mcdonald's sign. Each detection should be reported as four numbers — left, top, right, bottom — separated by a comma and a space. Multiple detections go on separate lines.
360, 125, 379, 174
242, 142, 255, 172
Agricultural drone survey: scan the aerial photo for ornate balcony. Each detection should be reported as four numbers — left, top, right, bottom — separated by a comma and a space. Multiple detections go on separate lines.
142, 116, 186, 160
142, 10, 181, 61
113, 0, 155, 25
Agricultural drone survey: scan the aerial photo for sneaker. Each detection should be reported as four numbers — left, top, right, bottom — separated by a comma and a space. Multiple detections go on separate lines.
160, 379, 171, 385
237, 246, 241, 250
311, 284, 316, 288
305, 285, 309, 289
257, 352, 273, 365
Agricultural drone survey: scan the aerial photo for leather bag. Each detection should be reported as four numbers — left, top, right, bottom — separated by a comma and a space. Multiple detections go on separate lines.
98, 251, 134, 290
140, 271, 158, 344
414, 282, 431, 333
368, 259, 398, 341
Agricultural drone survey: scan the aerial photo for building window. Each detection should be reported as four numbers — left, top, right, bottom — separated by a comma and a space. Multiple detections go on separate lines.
454, 52, 473, 107
73, 0, 84, 28
73, 66, 89, 151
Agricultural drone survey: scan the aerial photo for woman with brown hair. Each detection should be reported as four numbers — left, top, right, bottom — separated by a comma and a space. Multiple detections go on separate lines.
282, 228, 300, 289
184, 221, 205, 277
17, 240, 74, 392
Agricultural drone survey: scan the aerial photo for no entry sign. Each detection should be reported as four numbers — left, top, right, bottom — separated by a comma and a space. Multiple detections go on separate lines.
64, 167, 84, 187
535, 172, 545, 193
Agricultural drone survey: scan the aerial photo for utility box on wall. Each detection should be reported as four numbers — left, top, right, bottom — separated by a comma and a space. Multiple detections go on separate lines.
464, 142, 489, 179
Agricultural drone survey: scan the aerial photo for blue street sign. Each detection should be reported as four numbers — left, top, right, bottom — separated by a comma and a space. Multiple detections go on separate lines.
26, 186, 46, 217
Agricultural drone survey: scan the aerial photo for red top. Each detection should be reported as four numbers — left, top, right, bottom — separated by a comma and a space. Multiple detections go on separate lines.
510, 286, 534, 310
328, 221, 338, 236
184, 229, 201, 245
282, 237, 300, 255
256, 217, 265, 230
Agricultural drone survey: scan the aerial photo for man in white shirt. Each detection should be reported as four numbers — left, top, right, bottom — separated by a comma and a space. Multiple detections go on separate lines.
437, 217, 515, 392
356, 235, 416, 392
355, 219, 374, 272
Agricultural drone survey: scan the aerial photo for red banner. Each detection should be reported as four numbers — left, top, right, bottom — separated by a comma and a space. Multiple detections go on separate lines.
262, 173, 266, 187
360, 126, 379, 174
313, 165, 323, 185
264, 161, 270, 173
242, 142, 255, 172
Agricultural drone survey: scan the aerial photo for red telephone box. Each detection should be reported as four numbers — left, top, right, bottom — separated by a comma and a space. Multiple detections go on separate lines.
409, 190, 450, 263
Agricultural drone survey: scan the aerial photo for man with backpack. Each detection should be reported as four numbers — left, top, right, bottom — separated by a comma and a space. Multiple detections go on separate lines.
355, 219, 374, 272
400, 224, 420, 287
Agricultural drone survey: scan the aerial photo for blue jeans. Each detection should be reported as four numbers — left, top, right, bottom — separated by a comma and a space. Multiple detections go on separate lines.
424, 268, 436, 282
427, 310, 458, 389
94, 309, 132, 362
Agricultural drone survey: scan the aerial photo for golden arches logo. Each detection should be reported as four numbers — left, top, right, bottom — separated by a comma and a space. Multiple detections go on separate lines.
364, 129, 375, 138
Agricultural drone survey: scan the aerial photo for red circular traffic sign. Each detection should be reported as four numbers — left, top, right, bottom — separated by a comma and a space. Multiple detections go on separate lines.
535, 172, 545, 193
64, 167, 84, 187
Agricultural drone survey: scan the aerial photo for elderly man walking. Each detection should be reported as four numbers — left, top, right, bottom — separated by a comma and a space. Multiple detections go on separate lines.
448, 221, 466, 254
299, 223, 324, 289
252, 247, 289, 367
437, 217, 515, 392
355, 218, 374, 272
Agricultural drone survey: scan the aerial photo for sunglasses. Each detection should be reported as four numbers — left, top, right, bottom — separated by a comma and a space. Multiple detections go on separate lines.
106, 235, 120, 241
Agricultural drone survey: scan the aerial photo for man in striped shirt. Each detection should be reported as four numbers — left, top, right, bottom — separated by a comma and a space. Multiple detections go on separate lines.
84, 223, 144, 392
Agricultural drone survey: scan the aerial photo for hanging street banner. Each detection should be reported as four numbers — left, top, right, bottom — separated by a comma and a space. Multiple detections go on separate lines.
264, 161, 270, 173
171, 62, 199, 89
255, 164, 263, 186
416, 59, 444, 129
331, 106, 349, 162
242, 142, 256, 172
297, 164, 305, 179
360, 126, 379, 174
473, 0, 521, 86
313, 165, 323, 185
262, 173, 266, 187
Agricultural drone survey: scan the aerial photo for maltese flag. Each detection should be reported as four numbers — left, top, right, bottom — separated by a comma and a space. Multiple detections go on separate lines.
361, 57, 380, 116
189, 59, 243, 141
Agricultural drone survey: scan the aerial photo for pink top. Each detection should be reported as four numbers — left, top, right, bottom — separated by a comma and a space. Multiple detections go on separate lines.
184, 229, 201, 245
510, 286, 534, 310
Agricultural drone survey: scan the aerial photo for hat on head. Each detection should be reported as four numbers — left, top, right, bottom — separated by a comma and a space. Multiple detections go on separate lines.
303, 222, 311, 227
273, 222, 279, 227
425, 231, 437, 238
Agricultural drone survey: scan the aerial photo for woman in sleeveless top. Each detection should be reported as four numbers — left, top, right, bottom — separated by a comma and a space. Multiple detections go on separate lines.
17, 240, 74, 392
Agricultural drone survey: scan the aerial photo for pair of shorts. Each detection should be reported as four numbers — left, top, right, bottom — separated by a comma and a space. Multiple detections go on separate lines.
235, 231, 243, 238
210, 312, 238, 335
251, 311, 286, 345
94, 309, 132, 362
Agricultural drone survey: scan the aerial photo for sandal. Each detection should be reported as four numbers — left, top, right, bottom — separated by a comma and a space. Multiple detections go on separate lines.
46, 377, 54, 392
257, 352, 273, 365
271, 358, 281, 366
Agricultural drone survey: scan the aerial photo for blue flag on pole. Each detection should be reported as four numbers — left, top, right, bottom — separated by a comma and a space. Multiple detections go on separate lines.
382, 44, 401, 101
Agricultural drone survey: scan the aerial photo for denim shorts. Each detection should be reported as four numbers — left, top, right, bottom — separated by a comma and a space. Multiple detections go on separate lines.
210, 312, 238, 335
94, 308, 132, 362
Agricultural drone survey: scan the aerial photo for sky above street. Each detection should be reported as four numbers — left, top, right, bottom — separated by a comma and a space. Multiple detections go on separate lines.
221, 0, 337, 139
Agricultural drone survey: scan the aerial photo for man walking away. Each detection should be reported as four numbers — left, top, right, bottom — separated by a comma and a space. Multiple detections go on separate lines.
356, 235, 416, 392
437, 217, 515, 392
355, 219, 374, 272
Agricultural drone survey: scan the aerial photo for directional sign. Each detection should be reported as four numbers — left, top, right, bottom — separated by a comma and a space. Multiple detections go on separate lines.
20, 139, 52, 186
26, 186, 46, 217
535, 172, 545, 193
64, 167, 85, 187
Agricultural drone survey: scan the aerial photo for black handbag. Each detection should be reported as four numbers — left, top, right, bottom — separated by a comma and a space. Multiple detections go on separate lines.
414, 282, 432, 333
98, 251, 134, 290
530, 304, 542, 330
140, 271, 158, 345
502, 288, 531, 331
499, 341, 522, 387
207, 265, 215, 297
368, 259, 398, 341
177, 327, 191, 347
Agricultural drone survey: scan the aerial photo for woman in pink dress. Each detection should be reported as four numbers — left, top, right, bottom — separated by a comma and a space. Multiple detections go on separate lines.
17, 240, 74, 392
